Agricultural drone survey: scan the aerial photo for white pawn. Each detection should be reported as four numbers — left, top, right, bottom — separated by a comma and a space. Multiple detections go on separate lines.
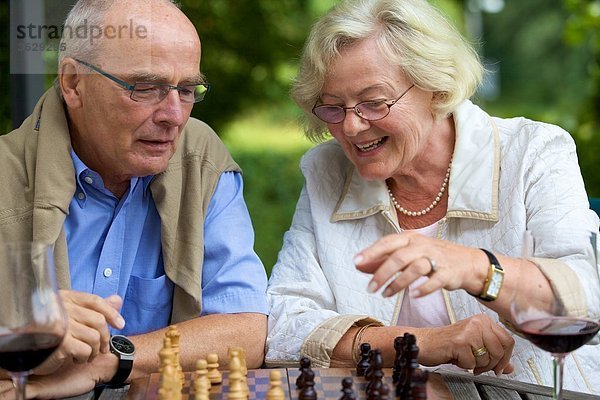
193, 373, 210, 400
267, 370, 285, 400
227, 350, 245, 400
194, 359, 212, 391
207, 353, 223, 384
229, 347, 249, 397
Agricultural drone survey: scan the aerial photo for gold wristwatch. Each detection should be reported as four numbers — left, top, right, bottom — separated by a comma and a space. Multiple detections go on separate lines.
477, 248, 504, 301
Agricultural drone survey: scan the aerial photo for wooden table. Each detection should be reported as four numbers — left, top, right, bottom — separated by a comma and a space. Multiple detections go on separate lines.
68, 367, 599, 400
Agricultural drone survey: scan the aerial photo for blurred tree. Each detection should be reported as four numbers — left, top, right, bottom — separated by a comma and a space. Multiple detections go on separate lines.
563, 0, 600, 196
180, 0, 335, 133
481, 0, 592, 121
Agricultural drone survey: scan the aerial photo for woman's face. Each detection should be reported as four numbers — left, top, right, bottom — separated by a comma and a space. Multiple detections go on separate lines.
320, 37, 436, 181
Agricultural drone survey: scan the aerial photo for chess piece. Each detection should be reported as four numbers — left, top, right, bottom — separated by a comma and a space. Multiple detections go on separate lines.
267, 370, 286, 400
298, 368, 317, 400
229, 347, 249, 397
366, 388, 380, 400
364, 349, 375, 389
366, 349, 384, 398
159, 337, 174, 375
159, 362, 182, 400
166, 325, 185, 386
193, 374, 210, 400
339, 377, 356, 400
379, 383, 390, 400
230, 347, 248, 375
194, 359, 212, 391
207, 353, 223, 384
407, 369, 429, 400
227, 350, 246, 400
397, 342, 419, 399
296, 357, 311, 389
392, 335, 405, 384
356, 342, 371, 377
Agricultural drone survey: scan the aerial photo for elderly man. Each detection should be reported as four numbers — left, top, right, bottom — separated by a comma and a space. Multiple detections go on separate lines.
0, 0, 267, 397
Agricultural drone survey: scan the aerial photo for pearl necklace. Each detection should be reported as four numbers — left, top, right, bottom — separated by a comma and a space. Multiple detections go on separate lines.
387, 159, 452, 217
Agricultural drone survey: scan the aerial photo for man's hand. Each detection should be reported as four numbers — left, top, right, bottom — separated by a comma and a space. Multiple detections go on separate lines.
26, 352, 117, 399
34, 291, 124, 375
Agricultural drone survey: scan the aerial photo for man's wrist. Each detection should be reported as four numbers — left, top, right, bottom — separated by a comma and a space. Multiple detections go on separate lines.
103, 351, 121, 384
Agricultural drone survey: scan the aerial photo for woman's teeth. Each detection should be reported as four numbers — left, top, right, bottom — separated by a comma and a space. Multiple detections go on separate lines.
356, 137, 385, 152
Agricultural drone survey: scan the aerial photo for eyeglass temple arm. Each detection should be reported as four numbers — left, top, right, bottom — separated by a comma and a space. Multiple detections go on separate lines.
75, 59, 135, 91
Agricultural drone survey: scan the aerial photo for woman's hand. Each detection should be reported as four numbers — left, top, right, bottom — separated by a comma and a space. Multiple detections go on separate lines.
354, 232, 486, 298
34, 290, 124, 375
418, 314, 515, 375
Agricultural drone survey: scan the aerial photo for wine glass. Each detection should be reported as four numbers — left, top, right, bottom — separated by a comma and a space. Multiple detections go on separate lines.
0, 242, 67, 400
511, 229, 600, 399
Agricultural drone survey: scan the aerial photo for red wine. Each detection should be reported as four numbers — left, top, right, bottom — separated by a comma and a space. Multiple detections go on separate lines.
520, 317, 600, 354
0, 332, 62, 372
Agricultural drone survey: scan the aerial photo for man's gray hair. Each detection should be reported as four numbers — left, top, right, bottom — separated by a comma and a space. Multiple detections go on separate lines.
58, 0, 180, 66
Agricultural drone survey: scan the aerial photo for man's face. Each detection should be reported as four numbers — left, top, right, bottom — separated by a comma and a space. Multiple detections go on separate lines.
68, 2, 201, 188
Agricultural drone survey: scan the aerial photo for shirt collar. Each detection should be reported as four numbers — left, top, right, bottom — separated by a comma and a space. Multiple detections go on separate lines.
69, 150, 155, 207
331, 164, 391, 222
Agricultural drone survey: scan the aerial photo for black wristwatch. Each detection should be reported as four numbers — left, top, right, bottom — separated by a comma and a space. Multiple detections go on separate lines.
107, 335, 135, 387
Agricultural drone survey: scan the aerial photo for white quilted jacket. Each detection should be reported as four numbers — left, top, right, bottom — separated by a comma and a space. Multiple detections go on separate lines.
266, 100, 600, 393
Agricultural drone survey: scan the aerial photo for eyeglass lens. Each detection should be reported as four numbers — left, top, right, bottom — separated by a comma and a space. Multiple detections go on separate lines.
131, 83, 210, 104
313, 100, 391, 124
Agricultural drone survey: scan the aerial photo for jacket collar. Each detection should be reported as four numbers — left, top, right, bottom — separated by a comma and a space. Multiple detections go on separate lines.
331, 100, 500, 223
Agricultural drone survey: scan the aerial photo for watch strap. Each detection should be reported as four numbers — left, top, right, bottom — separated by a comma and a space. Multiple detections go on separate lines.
107, 357, 133, 387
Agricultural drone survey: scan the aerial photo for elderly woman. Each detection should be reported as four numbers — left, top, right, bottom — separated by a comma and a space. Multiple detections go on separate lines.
266, 0, 600, 393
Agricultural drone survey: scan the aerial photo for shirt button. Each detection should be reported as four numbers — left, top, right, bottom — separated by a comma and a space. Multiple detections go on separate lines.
77, 192, 85, 200
84, 176, 93, 184
103, 268, 113, 278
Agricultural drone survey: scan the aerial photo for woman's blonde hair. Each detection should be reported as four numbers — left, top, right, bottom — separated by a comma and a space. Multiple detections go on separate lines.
292, 0, 483, 141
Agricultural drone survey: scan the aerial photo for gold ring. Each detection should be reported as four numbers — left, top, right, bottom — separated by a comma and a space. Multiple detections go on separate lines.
426, 257, 438, 275
472, 346, 488, 357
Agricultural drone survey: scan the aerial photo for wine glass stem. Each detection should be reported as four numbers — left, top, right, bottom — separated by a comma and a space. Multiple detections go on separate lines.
552, 354, 565, 400
10, 373, 28, 400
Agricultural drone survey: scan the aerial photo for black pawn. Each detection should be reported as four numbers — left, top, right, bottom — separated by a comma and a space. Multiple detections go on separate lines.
366, 349, 384, 397
397, 343, 419, 400
296, 357, 311, 389
367, 389, 380, 400
392, 336, 405, 384
380, 383, 390, 400
356, 342, 371, 376
339, 377, 356, 400
299, 368, 317, 400
407, 370, 428, 400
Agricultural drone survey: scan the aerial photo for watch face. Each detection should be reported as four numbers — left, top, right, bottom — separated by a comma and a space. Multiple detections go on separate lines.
488, 268, 505, 297
112, 335, 135, 355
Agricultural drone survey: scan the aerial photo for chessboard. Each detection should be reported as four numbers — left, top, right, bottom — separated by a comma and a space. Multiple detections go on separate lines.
131, 367, 451, 400
288, 367, 397, 400
128, 326, 444, 400
140, 369, 291, 400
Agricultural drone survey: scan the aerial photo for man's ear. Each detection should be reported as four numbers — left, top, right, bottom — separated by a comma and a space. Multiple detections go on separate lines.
58, 58, 84, 109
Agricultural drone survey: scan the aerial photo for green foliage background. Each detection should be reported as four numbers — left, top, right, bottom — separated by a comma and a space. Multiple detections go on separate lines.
1, 0, 599, 274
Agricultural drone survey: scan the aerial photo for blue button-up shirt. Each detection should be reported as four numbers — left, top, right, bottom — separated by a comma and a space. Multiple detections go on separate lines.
65, 150, 268, 335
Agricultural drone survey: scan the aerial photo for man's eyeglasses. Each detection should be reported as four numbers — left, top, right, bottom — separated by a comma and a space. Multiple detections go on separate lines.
75, 59, 210, 104
312, 84, 415, 124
